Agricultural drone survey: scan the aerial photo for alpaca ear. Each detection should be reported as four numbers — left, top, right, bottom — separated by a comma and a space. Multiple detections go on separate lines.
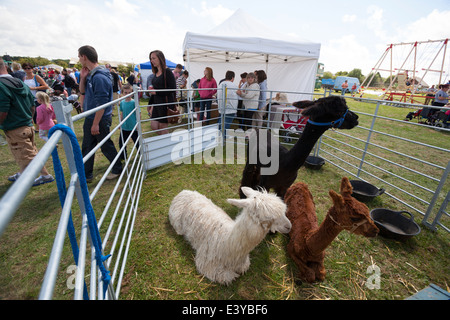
329, 190, 345, 209
293, 100, 315, 109
227, 198, 251, 208
261, 220, 272, 231
340, 177, 353, 198
301, 101, 324, 118
241, 187, 258, 198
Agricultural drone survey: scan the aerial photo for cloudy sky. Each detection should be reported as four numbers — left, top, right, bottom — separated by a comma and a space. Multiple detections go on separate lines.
1, 0, 449, 83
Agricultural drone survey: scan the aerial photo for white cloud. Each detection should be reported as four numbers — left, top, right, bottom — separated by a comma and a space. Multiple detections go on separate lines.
321, 35, 373, 74
366, 5, 387, 40
342, 14, 356, 23
0, 1, 186, 64
2, 1, 448, 77
105, 0, 139, 16
401, 9, 450, 42
191, 1, 234, 26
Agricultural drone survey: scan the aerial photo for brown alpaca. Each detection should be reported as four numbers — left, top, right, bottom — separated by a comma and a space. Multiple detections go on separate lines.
285, 177, 379, 283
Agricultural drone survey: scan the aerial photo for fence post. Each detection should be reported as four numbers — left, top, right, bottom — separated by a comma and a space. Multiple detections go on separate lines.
133, 85, 144, 161
132, 85, 149, 171
53, 100, 75, 131
266, 91, 273, 129
314, 136, 323, 157
357, 100, 380, 178
186, 89, 192, 131
52, 101, 79, 176
221, 85, 226, 143
39, 100, 90, 299
422, 160, 450, 231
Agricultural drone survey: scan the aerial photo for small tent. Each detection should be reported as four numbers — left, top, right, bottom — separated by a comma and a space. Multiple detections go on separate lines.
44, 64, 63, 71
139, 59, 180, 89
182, 9, 321, 102
140, 59, 178, 70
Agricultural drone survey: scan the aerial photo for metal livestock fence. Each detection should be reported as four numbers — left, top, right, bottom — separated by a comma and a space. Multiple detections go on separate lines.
0, 84, 448, 300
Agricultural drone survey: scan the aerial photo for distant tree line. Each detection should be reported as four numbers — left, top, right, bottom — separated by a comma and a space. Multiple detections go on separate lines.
3, 54, 70, 68
321, 68, 395, 88
2, 54, 135, 76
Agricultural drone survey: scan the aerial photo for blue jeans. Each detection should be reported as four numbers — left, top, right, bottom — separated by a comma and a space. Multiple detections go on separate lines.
119, 129, 140, 160
82, 116, 122, 179
219, 113, 236, 138
199, 100, 212, 122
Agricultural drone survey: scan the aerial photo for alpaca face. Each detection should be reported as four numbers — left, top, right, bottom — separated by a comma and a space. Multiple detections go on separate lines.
300, 96, 359, 129
269, 214, 292, 234
341, 196, 379, 237
339, 109, 359, 129
329, 177, 379, 237
229, 187, 291, 234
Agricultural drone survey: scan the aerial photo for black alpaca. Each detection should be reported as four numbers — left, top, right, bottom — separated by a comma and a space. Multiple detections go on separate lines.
239, 96, 359, 199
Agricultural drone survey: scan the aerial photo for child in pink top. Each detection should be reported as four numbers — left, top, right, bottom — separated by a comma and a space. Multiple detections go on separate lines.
35, 91, 56, 141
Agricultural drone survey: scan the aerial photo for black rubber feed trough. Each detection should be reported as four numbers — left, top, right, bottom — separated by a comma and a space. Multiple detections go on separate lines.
304, 156, 325, 170
350, 180, 385, 202
370, 209, 421, 241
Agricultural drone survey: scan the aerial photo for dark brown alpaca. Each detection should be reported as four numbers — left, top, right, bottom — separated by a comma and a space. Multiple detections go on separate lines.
239, 96, 359, 199
285, 177, 379, 283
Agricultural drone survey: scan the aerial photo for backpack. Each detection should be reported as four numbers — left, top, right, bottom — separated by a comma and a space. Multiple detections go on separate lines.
64, 74, 75, 87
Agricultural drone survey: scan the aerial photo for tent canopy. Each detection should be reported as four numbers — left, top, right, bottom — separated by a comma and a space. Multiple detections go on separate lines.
44, 64, 63, 71
182, 9, 321, 102
139, 59, 179, 70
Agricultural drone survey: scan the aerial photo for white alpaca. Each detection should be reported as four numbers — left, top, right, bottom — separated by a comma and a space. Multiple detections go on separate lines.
169, 187, 291, 285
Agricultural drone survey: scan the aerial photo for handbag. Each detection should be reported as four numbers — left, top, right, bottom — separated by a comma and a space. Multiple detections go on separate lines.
164, 70, 180, 124
167, 106, 180, 124
34, 75, 48, 92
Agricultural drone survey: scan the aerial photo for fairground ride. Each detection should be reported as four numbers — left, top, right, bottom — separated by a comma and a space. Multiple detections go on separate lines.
360, 39, 449, 104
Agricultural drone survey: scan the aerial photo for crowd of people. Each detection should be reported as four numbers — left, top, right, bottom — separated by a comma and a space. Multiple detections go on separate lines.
0, 47, 141, 187
3, 44, 449, 192
0, 59, 55, 186
144, 56, 275, 137
1, 45, 280, 189
173, 67, 271, 133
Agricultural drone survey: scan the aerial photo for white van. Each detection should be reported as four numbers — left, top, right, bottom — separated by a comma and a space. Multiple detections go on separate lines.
334, 76, 360, 93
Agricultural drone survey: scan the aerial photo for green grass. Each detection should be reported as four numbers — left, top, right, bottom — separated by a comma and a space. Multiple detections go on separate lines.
0, 92, 449, 300
121, 159, 450, 300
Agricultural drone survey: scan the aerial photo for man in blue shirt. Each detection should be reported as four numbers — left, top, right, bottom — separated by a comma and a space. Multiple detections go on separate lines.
78, 45, 122, 182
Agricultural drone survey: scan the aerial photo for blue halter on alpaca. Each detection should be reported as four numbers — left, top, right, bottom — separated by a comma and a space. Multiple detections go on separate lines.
307, 109, 349, 128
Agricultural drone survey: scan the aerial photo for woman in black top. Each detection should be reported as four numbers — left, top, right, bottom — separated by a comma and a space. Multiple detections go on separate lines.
149, 50, 176, 135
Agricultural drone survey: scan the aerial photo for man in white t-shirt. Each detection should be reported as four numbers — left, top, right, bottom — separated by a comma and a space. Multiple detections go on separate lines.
218, 70, 239, 137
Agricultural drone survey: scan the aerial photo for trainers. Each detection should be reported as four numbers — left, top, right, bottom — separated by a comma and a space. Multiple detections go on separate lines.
0, 134, 7, 146
7, 172, 21, 182
106, 172, 120, 180
33, 175, 55, 187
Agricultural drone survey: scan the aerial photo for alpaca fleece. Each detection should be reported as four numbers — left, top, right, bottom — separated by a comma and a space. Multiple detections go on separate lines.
239, 96, 359, 199
169, 187, 291, 285
285, 177, 379, 283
